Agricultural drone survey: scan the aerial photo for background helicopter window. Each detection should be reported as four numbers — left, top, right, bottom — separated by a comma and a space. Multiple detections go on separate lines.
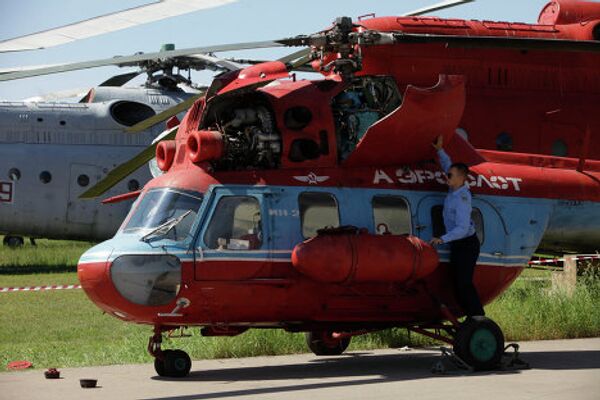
39, 171, 52, 184
110, 101, 156, 127
111, 255, 181, 306
122, 188, 203, 241
372, 195, 411, 235
431, 205, 485, 244
128, 179, 140, 191
299, 192, 340, 239
8, 168, 20, 181
204, 196, 262, 250
77, 174, 89, 187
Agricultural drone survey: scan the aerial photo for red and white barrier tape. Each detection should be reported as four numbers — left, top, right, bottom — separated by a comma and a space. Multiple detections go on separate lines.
0, 284, 81, 293
528, 255, 600, 266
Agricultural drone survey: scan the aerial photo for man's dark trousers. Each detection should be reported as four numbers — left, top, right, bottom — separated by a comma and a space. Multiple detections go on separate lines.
449, 233, 485, 317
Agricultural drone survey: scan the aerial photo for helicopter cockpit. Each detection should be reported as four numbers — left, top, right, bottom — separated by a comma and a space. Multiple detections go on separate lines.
120, 188, 204, 242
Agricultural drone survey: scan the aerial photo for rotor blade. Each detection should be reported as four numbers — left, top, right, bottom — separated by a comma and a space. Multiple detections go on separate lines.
0, 41, 285, 82
0, 0, 238, 53
402, 0, 475, 17
99, 71, 141, 87
126, 93, 204, 133
187, 53, 242, 71
277, 48, 312, 64
79, 127, 178, 199
393, 32, 600, 53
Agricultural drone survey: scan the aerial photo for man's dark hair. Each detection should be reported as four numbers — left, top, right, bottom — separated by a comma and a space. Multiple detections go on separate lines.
450, 162, 470, 178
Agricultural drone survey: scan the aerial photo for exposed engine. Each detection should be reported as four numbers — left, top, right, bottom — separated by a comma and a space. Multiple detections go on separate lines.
332, 75, 401, 160
201, 94, 281, 170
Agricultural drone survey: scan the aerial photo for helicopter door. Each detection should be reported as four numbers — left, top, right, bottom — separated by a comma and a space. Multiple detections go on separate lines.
66, 163, 103, 225
194, 187, 271, 281
415, 194, 508, 264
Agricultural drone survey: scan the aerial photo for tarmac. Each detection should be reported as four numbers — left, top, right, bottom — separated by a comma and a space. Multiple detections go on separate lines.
1, 337, 599, 400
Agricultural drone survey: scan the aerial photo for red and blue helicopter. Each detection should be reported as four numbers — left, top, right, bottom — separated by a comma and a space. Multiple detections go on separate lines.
78, 0, 600, 377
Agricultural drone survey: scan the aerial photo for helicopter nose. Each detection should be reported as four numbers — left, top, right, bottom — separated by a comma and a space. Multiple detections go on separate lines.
77, 246, 113, 307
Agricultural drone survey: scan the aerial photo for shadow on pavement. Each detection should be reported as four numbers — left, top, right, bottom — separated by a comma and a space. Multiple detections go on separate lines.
144, 349, 600, 400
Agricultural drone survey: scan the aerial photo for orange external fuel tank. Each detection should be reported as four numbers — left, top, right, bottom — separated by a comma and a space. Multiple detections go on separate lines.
291, 227, 439, 284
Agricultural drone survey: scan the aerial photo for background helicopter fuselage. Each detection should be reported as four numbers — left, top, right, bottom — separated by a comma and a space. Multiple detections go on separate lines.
0, 86, 195, 244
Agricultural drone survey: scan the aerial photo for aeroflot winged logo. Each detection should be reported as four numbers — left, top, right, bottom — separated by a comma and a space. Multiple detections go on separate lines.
294, 172, 330, 185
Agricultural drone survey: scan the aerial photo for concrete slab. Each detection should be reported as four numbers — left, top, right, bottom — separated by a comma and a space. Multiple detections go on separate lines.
1, 338, 599, 400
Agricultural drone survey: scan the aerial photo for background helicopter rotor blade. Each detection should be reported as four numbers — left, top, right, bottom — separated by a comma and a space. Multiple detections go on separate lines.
99, 71, 143, 87
0, 0, 238, 53
79, 126, 179, 199
0, 41, 285, 82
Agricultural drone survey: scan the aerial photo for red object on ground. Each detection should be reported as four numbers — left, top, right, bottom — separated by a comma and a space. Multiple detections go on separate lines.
7, 361, 32, 370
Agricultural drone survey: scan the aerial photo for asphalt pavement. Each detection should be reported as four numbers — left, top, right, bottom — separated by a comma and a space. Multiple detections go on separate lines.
1, 337, 599, 400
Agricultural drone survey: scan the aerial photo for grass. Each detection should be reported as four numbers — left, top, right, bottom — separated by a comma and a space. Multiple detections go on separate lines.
1, 237, 599, 371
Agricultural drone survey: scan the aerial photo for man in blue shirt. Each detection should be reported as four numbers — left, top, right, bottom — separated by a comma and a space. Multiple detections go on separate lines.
430, 135, 485, 317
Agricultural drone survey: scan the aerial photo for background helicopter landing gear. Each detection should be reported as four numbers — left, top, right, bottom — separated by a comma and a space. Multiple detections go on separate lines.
148, 330, 192, 378
305, 331, 351, 356
3, 235, 24, 248
452, 316, 505, 371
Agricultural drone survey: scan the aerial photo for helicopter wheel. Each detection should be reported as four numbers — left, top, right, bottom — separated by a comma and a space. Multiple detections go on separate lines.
306, 331, 351, 356
154, 349, 192, 377
453, 316, 504, 371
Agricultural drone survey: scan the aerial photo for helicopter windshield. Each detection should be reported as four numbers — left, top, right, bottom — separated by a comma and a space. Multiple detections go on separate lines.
122, 188, 203, 241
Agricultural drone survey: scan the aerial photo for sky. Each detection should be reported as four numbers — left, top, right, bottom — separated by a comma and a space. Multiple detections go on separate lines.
0, 0, 552, 101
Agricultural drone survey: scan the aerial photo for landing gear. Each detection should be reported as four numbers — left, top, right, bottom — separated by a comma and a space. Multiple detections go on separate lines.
154, 349, 192, 378
3, 235, 24, 248
453, 316, 504, 371
306, 331, 351, 356
148, 330, 192, 377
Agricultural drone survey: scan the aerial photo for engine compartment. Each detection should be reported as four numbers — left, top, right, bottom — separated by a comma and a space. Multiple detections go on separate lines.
332, 76, 402, 160
200, 93, 281, 170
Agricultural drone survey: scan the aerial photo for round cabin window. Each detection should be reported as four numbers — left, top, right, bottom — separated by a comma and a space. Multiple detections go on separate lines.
8, 168, 21, 181
39, 171, 52, 184
77, 174, 90, 187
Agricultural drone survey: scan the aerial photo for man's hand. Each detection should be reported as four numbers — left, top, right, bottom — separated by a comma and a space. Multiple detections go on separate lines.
430, 237, 444, 246
432, 135, 443, 151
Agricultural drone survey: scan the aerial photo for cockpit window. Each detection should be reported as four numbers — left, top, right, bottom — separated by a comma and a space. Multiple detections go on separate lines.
122, 188, 203, 241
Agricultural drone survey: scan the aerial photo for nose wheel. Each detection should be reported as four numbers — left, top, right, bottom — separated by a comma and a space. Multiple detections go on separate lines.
154, 349, 192, 378
148, 330, 192, 377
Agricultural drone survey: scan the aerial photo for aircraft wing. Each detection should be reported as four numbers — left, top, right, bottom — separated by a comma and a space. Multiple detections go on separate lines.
0, 0, 237, 53
342, 75, 468, 168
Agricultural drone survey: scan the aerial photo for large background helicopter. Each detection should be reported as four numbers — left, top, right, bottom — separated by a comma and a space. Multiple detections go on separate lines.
75, 0, 600, 378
